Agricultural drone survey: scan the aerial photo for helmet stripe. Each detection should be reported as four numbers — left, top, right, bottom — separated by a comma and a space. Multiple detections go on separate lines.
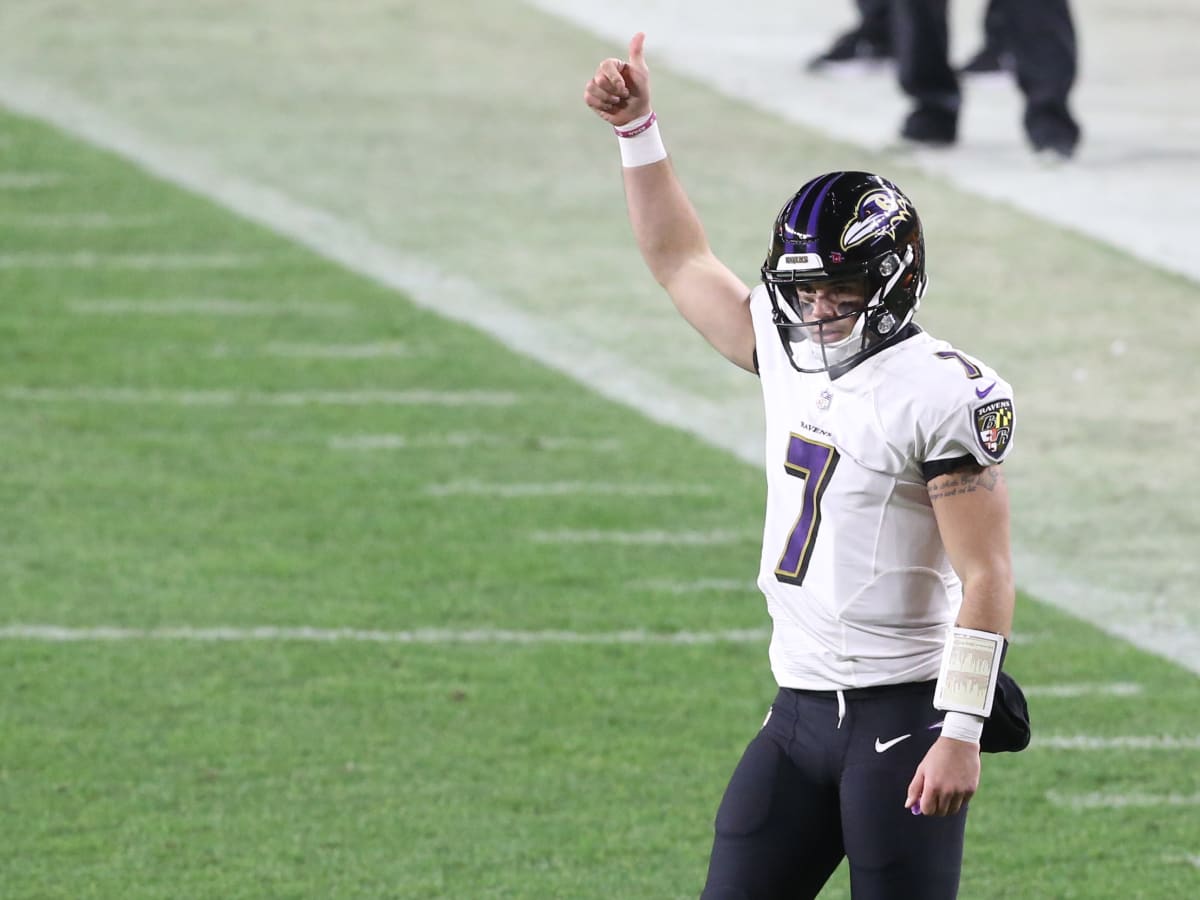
785, 171, 838, 236
804, 173, 842, 239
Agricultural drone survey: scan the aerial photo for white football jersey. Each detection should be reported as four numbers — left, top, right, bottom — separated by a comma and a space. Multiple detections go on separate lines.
749, 285, 1015, 690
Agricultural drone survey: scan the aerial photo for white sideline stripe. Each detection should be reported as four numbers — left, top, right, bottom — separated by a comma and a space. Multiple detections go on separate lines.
1, 387, 519, 407
329, 433, 623, 452
0, 251, 259, 269
1023, 682, 1143, 698
0, 624, 769, 645
427, 480, 714, 498
264, 341, 409, 358
0, 171, 63, 188
530, 529, 747, 545
0, 77, 763, 463
1035, 735, 1200, 750
1047, 791, 1200, 810
69, 299, 352, 318
3, 76, 1194, 676
0, 212, 162, 228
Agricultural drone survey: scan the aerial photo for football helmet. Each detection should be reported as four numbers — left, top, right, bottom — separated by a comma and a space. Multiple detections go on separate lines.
761, 171, 928, 376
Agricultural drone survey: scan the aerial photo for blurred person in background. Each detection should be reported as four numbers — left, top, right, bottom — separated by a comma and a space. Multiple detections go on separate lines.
958, 0, 1014, 75
808, 0, 1012, 76
806, 0, 894, 72
894, 0, 1080, 158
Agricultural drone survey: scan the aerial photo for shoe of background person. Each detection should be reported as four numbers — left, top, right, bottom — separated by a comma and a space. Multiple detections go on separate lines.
897, 106, 957, 148
806, 28, 892, 73
1027, 108, 1080, 163
959, 45, 1015, 76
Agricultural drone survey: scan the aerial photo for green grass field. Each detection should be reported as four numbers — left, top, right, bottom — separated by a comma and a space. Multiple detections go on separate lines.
2, 106, 1199, 899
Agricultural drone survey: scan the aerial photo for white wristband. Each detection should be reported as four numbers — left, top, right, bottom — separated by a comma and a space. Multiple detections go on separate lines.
614, 111, 667, 168
941, 711, 985, 745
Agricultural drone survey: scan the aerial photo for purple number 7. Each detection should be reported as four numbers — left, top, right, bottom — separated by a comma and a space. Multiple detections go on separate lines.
775, 434, 840, 585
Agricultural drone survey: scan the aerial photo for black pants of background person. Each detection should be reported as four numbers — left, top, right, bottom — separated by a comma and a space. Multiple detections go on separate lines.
893, 0, 1081, 156
845, 0, 1005, 62
855, 0, 892, 49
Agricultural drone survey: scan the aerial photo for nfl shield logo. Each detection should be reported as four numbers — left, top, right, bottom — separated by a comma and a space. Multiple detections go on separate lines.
817, 389, 833, 410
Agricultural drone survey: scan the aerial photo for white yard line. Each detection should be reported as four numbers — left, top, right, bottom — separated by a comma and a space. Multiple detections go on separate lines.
329, 433, 624, 452
1035, 736, 1200, 750
1, 387, 520, 406
0, 171, 63, 188
630, 578, 756, 593
1047, 791, 1200, 810
0, 212, 161, 227
530, 529, 748, 545
0, 623, 769, 645
1022, 682, 1143, 698
263, 341, 409, 358
426, 480, 715, 497
0, 251, 259, 269
69, 299, 352, 317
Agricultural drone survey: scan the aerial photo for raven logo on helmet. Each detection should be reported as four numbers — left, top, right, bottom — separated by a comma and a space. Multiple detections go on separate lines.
841, 189, 914, 250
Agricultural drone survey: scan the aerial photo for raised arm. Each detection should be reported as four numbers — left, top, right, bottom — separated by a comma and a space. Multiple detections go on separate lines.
583, 33, 756, 373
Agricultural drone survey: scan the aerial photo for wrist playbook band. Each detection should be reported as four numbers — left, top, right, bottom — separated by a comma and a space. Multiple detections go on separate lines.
933, 626, 1006, 718
614, 111, 667, 168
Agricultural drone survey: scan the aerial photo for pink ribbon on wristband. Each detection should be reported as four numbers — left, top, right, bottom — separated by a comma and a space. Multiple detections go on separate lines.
614, 112, 657, 138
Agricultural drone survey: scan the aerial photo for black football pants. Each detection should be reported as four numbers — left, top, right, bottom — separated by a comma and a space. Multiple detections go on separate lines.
699, 682, 967, 900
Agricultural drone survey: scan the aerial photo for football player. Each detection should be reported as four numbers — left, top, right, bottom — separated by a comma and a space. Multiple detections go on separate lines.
584, 33, 1030, 900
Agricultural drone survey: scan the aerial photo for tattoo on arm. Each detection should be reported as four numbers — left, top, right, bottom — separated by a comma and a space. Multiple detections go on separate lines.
928, 464, 1003, 501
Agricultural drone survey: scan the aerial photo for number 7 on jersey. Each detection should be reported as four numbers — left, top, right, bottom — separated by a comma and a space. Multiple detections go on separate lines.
775, 434, 841, 585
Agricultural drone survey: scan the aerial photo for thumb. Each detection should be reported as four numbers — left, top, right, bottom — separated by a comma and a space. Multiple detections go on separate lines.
628, 31, 647, 69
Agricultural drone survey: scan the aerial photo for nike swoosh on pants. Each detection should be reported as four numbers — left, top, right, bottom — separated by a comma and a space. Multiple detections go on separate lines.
874, 734, 913, 753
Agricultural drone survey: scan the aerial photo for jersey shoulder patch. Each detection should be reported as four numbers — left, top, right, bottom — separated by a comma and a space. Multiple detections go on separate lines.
973, 396, 1015, 460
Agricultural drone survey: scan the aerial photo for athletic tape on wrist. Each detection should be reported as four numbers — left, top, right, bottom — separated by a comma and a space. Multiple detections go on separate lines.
940, 710, 985, 745
614, 111, 667, 168
933, 626, 1006, 718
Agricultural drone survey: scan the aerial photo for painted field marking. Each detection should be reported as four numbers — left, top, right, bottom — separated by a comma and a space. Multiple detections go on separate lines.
630, 578, 756, 594
68, 299, 352, 318
264, 341, 409, 358
1035, 735, 1200, 750
0, 212, 162, 228
1023, 682, 1143, 698
0, 171, 63, 188
1, 387, 519, 407
427, 480, 715, 498
0, 251, 260, 269
529, 529, 748, 545
2, 75, 1193, 676
1047, 791, 1200, 810
329, 433, 623, 452
0, 624, 769, 645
